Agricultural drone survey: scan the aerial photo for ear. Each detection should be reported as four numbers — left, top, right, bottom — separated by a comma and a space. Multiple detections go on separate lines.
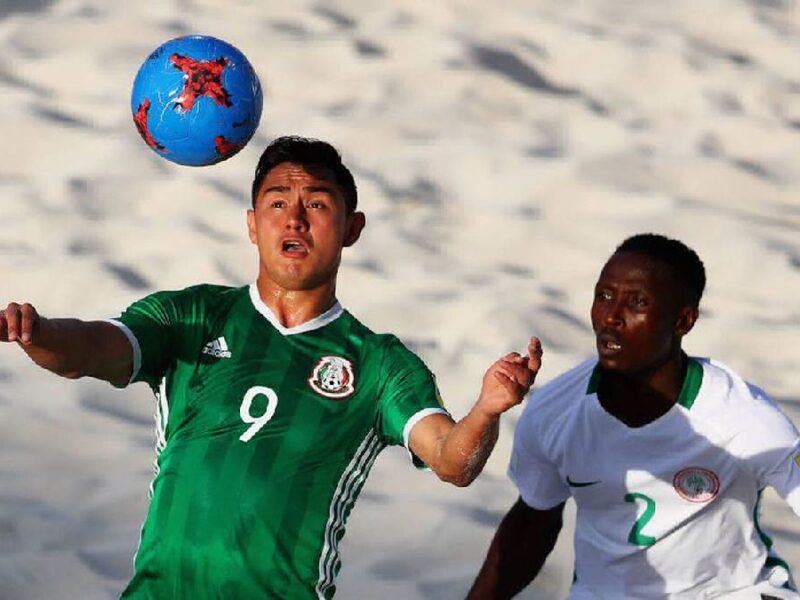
343, 211, 366, 247
247, 209, 257, 245
674, 305, 699, 338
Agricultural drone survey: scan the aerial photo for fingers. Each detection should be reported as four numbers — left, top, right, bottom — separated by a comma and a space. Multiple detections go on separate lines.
1, 304, 18, 342
492, 357, 534, 390
499, 351, 525, 365
1, 302, 39, 344
477, 339, 545, 417
492, 369, 522, 396
20, 303, 37, 344
3, 303, 20, 342
494, 339, 543, 387
497, 338, 543, 369
527, 337, 543, 372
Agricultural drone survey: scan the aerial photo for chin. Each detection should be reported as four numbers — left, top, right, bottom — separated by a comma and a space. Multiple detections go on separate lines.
268, 265, 311, 288
279, 274, 332, 292
262, 261, 339, 292
597, 356, 633, 374
597, 357, 617, 371
276, 278, 318, 292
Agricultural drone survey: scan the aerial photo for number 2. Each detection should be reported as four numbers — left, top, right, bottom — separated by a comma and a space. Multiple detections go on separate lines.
239, 386, 278, 443
625, 492, 656, 546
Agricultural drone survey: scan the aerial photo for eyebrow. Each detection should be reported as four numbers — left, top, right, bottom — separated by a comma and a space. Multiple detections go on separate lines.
262, 185, 290, 194
261, 185, 337, 196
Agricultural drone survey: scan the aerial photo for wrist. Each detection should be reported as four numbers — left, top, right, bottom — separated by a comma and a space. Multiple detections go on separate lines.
469, 402, 503, 423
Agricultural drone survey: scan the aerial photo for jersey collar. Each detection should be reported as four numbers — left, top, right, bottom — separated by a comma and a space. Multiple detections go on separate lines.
586, 357, 704, 410
248, 283, 344, 336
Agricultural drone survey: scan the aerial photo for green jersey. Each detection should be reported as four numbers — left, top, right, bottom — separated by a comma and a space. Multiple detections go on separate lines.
110, 284, 447, 599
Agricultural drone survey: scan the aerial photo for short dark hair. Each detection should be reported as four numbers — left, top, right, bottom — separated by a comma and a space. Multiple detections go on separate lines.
615, 233, 706, 307
251, 136, 358, 212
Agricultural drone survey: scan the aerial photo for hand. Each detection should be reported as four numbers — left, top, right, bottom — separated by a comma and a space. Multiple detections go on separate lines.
0, 302, 40, 345
475, 337, 543, 418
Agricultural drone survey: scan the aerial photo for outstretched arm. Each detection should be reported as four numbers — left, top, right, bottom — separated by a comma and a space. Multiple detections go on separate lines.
467, 498, 565, 599
409, 338, 542, 487
1, 302, 133, 386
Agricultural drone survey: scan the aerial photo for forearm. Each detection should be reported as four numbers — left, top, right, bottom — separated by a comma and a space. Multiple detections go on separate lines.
20, 317, 98, 377
19, 318, 130, 384
411, 338, 543, 486
468, 500, 564, 599
431, 407, 501, 487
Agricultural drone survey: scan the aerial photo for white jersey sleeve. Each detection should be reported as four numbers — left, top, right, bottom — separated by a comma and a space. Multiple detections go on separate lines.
508, 361, 596, 510
736, 382, 800, 515
509, 413, 570, 509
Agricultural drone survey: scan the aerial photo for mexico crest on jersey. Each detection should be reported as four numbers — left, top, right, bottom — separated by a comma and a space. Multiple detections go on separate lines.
308, 356, 355, 399
673, 467, 720, 503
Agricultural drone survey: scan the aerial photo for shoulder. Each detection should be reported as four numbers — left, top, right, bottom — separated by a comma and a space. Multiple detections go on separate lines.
123, 283, 242, 327
535, 358, 598, 402
371, 332, 432, 374
336, 309, 377, 339
340, 315, 428, 368
176, 283, 244, 316
140, 283, 240, 307
329, 311, 433, 377
371, 332, 416, 356
693, 357, 781, 420
347, 328, 438, 402
180, 283, 241, 304
516, 359, 597, 441
693, 357, 797, 446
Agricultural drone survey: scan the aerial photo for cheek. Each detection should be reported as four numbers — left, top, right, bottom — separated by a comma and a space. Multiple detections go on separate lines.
631, 314, 671, 348
254, 216, 280, 239
251, 222, 266, 245
627, 314, 652, 337
315, 219, 347, 246
590, 303, 602, 330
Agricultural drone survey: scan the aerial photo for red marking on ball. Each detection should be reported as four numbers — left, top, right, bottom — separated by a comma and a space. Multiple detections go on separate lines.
170, 54, 231, 112
133, 98, 166, 152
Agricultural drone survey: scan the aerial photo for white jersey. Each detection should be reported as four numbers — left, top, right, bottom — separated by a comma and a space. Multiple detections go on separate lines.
510, 357, 800, 599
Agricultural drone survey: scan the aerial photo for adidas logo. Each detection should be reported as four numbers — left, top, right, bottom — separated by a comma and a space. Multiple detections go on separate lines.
202, 336, 232, 359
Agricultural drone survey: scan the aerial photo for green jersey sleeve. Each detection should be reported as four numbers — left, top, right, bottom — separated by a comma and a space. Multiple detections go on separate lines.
112, 287, 206, 390
375, 336, 450, 456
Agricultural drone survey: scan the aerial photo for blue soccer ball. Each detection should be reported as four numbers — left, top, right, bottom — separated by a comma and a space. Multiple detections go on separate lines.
131, 35, 263, 166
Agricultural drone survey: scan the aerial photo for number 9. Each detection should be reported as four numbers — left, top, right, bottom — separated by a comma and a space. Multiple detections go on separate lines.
239, 386, 278, 443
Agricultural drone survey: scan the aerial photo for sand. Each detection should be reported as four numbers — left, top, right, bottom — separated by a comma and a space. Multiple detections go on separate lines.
1, 1, 800, 598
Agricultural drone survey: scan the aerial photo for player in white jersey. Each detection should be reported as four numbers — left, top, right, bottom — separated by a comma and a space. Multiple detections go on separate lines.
468, 233, 800, 600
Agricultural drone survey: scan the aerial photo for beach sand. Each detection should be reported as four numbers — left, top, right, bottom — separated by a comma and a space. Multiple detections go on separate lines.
1, 1, 800, 598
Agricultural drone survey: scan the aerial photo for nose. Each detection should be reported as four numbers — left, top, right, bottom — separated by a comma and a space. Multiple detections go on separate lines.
286, 202, 309, 232
604, 300, 624, 328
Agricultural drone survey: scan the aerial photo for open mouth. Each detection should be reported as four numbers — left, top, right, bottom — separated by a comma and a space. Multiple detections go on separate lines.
281, 239, 308, 256
597, 333, 622, 355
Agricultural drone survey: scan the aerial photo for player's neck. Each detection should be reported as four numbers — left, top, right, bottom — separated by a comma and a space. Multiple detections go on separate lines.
598, 352, 688, 427
255, 276, 338, 328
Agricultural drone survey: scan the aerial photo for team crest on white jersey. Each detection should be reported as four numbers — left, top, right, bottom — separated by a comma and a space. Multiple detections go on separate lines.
673, 467, 720, 503
308, 356, 355, 399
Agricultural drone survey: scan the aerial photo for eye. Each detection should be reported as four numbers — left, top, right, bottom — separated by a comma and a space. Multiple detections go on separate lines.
307, 198, 329, 210
269, 199, 285, 209
630, 295, 648, 307
595, 289, 612, 301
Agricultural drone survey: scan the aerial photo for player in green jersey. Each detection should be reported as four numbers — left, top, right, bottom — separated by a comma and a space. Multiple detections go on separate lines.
1, 136, 542, 599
